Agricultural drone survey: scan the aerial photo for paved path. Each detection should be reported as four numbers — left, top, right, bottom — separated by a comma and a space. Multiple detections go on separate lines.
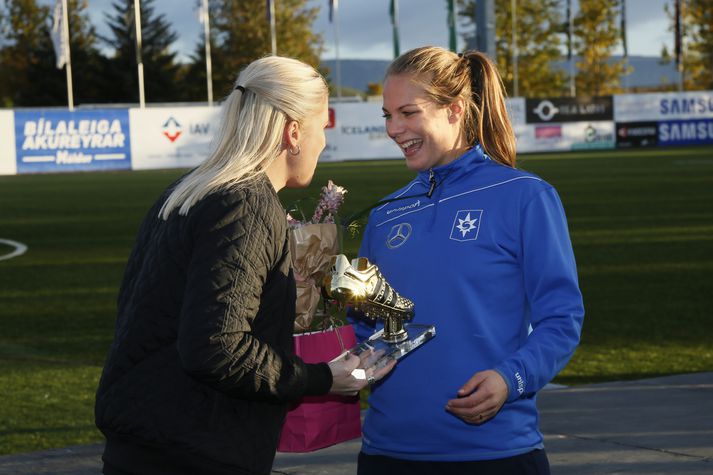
1, 372, 711, 474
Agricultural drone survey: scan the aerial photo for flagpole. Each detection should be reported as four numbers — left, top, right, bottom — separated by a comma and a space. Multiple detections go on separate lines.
202, 0, 213, 105
675, 0, 684, 91
134, 0, 145, 108
269, 0, 277, 55
567, 0, 575, 97
511, 0, 518, 97
333, 1, 341, 99
621, 0, 628, 92
390, 0, 400, 59
448, 0, 457, 52
61, 0, 74, 110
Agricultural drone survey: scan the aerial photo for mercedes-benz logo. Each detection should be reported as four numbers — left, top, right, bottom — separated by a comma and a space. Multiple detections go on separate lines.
386, 223, 412, 249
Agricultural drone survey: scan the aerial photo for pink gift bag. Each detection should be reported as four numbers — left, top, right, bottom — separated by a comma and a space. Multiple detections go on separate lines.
277, 325, 361, 452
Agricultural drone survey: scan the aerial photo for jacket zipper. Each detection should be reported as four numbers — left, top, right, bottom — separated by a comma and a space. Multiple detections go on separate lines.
426, 169, 436, 198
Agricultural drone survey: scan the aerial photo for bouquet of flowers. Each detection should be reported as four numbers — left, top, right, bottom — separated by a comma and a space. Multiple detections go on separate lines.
287, 180, 347, 332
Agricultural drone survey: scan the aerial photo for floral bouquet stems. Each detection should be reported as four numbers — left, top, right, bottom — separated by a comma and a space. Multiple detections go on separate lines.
287, 181, 347, 333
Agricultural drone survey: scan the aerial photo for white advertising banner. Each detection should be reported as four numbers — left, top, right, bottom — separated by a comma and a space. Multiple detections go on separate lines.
0, 110, 17, 176
322, 102, 400, 162
130, 106, 221, 170
507, 97, 526, 126
322, 99, 527, 162
614, 91, 713, 122
515, 121, 615, 153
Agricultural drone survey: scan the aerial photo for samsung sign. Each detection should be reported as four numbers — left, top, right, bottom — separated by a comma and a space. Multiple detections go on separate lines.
614, 92, 713, 122
658, 119, 713, 146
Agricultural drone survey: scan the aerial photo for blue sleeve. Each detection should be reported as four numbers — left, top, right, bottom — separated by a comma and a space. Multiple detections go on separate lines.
494, 187, 584, 402
346, 216, 378, 343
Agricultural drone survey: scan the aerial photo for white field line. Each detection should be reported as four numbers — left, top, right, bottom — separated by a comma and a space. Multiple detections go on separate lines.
0, 239, 28, 261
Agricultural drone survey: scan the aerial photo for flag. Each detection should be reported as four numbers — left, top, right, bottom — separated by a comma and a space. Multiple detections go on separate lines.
50, 0, 68, 69
328, 0, 338, 23
447, 0, 457, 52
389, 0, 400, 58
620, 0, 627, 58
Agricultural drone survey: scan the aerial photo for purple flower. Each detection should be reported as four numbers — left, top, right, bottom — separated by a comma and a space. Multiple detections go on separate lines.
286, 180, 347, 228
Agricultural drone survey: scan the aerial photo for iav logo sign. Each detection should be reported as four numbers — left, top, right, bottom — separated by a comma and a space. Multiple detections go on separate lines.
450, 210, 483, 242
162, 116, 182, 143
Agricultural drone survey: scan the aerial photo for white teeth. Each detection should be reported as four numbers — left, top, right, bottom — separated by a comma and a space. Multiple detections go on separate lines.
400, 139, 421, 150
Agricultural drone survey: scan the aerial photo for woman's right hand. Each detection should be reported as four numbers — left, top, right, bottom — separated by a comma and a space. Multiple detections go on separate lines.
327, 349, 397, 396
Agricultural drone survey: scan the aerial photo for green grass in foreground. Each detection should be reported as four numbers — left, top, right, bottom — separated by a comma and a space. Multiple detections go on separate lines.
1, 145, 712, 454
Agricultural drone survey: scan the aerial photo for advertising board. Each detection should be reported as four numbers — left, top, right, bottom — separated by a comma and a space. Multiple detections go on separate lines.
614, 91, 713, 122
0, 110, 16, 176
525, 97, 613, 124
14, 109, 131, 173
130, 106, 221, 170
515, 121, 615, 152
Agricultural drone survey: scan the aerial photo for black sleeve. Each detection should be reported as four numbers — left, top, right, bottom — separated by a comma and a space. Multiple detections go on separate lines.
175, 187, 332, 402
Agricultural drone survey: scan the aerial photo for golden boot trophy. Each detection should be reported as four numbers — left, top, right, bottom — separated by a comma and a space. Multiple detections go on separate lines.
323, 255, 436, 369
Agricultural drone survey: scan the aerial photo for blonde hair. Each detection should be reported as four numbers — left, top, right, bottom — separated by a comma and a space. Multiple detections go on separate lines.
386, 46, 516, 167
159, 56, 328, 219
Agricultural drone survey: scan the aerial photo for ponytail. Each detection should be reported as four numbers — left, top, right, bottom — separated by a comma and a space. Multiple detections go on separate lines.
462, 51, 516, 167
386, 46, 516, 167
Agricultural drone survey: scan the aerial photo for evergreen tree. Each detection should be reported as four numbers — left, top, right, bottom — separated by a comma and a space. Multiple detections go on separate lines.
0, 0, 103, 106
0, 0, 48, 106
206, 0, 323, 97
573, 0, 629, 96
457, 0, 567, 98
100, 0, 181, 103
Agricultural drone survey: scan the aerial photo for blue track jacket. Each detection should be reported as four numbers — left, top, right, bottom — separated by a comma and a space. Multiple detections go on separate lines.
350, 145, 584, 461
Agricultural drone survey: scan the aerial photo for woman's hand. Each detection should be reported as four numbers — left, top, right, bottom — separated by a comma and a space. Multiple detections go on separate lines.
327, 349, 397, 396
445, 370, 508, 424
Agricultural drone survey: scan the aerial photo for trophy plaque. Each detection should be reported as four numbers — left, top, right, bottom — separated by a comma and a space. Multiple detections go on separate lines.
323, 254, 436, 370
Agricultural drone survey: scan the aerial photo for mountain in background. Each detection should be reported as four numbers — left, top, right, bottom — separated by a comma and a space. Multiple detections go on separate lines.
321, 56, 679, 96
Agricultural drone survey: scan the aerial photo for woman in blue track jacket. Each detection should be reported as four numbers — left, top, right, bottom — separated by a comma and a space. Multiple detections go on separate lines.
351, 47, 585, 475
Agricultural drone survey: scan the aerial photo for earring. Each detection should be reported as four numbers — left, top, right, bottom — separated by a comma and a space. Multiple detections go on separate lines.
289, 145, 301, 156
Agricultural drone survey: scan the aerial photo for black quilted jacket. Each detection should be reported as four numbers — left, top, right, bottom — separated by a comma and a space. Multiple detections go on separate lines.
95, 175, 332, 475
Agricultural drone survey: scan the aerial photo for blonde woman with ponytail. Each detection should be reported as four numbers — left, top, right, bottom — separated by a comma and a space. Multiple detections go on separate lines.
350, 46, 584, 475
95, 56, 393, 475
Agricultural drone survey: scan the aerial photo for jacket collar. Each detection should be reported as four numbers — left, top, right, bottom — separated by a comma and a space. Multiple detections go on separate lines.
416, 144, 490, 187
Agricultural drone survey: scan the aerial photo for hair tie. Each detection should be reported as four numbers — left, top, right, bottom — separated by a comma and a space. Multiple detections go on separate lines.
235, 85, 246, 93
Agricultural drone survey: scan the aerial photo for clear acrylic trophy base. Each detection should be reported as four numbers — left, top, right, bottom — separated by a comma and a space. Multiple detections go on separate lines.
349, 323, 436, 369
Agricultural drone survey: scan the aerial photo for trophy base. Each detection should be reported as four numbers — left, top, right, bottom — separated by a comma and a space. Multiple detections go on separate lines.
350, 323, 436, 370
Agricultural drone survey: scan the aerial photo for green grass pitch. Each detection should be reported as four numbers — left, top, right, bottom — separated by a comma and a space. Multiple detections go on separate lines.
1, 145, 712, 454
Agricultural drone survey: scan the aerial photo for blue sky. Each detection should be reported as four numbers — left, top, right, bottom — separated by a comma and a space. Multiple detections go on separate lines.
41, 0, 674, 61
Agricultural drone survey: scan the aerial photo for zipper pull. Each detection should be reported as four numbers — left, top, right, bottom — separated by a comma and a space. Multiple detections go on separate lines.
426, 169, 436, 198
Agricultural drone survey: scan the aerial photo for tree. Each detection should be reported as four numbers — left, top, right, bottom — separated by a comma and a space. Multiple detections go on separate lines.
206, 0, 323, 97
573, 0, 628, 96
673, 0, 713, 90
100, 0, 181, 103
177, 31, 212, 102
0, 0, 48, 106
457, 0, 567, 98
0, 0, 103, 107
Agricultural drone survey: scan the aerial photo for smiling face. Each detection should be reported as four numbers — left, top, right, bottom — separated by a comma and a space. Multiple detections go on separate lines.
382, 73, 468, 171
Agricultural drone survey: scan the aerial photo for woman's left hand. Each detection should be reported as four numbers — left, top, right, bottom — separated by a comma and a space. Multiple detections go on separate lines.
445, 370, 508, 424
